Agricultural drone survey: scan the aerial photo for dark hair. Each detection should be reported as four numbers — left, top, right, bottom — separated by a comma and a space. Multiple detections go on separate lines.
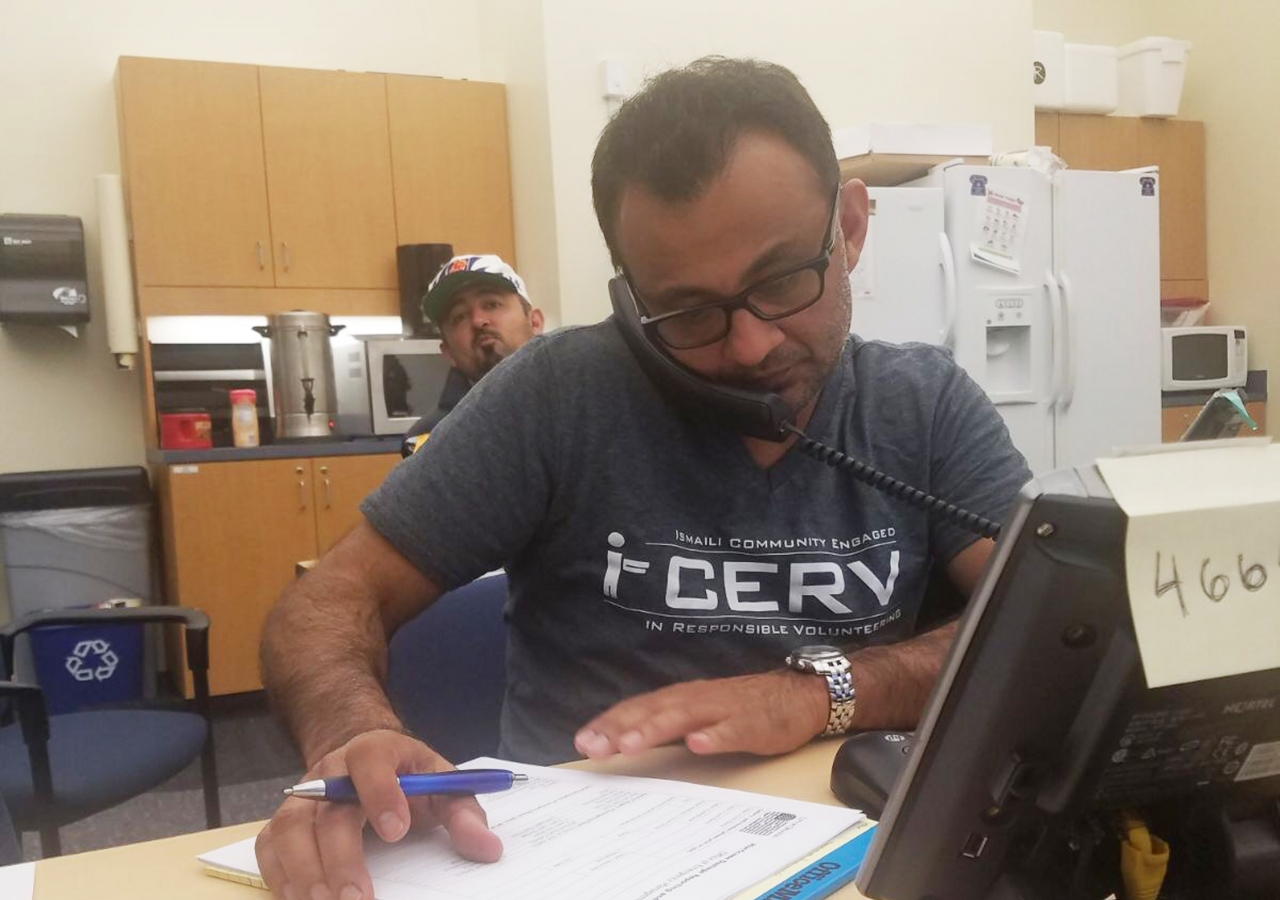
591, 56, 839, 268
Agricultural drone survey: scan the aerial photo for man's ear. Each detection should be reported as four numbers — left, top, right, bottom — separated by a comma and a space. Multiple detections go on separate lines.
440, 340, 455, 367
529, 308, 545, 335
839, 178, 871, 271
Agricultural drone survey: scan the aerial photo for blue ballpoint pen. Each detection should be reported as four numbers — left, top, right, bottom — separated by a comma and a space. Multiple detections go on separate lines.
283, 769, 528, 802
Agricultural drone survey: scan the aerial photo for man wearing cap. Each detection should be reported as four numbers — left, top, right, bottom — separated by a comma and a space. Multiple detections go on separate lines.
405, 255, 545, 445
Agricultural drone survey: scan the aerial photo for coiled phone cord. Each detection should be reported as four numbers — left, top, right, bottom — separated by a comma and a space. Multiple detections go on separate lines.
784, 423, 1003, 540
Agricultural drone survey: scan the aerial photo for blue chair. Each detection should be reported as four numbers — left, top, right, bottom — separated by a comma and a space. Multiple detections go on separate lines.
386, 573, 508, 763
0, 607, 220, 856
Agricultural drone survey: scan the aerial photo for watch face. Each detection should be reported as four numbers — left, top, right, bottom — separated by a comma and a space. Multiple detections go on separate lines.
787, 645, 846, 670
792, 644, 844, 663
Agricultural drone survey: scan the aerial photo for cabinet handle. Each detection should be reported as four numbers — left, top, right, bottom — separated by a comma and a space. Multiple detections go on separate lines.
282, 241, 291, 271
256, 240, 265, 269
296, 466, 307, 510
323, 477, 332, 509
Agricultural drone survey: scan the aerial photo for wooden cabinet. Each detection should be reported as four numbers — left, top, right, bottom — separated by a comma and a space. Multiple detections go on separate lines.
1137, 119, 1208, 296
159, 453, 400, 695
116, 57, 515, 316
259, 68, 399, 290
117, 57, 275, 289
387, 76, 516, 265
1034, 113, 1208, 300
1056, 114, 1138, 172
313, 454, 401, 554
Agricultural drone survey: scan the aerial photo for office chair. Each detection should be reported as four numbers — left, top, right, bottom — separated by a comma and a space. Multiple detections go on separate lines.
386, 573, 508, 763
0, 606, 221, 856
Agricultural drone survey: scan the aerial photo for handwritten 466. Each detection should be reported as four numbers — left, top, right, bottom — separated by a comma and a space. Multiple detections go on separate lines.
1154, 551, 1274, 617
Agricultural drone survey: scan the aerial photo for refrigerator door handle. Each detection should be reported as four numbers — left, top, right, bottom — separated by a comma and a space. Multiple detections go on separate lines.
1057, 270, 1077, 410
1046, 271, 1065, 406
938, 232, 958, 348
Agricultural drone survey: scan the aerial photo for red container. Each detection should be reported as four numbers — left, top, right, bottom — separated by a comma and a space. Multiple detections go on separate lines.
159, 412, 212, 449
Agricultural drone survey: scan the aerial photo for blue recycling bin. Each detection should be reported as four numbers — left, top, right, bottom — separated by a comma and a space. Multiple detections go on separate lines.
28, 619, 146, 714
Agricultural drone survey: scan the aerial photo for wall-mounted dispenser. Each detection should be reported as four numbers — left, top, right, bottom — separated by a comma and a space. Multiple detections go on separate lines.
0, 214, 91, 337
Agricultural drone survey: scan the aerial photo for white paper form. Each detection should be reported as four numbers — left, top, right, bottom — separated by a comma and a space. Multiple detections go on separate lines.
1097, 442, 1280, 688
971, 189, 1028, 274
201, 757, 864, 900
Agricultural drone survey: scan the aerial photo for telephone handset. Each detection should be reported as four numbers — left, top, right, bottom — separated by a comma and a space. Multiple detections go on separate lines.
608, 275, 1002, 540
608, 275, 793, 442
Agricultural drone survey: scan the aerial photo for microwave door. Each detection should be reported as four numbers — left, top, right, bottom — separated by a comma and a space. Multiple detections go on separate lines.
370, 348, 454, 435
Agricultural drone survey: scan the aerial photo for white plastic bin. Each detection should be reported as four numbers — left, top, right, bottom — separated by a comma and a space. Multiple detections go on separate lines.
1064, 43, 1118, 114
1118, 37, 1192, 117
1033, 30, 1066, 111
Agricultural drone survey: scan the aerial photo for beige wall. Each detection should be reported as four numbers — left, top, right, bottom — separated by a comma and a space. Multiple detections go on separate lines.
477, 0, 563, 329
0, 0, 488, 619
539, 0, 1036, 325
0, 0, 488, 479
1035, 0, 1280, 398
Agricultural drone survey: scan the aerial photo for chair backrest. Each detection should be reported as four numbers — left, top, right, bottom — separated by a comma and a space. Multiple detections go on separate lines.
0, 607, 212, 716
0, 608, 220, 855
386, 573, 507, 763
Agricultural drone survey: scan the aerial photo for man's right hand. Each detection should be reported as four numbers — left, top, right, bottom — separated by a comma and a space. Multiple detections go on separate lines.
255, 729, 504, 900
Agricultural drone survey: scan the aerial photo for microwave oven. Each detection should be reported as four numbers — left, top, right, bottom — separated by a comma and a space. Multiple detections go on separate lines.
1160, 326, 1248, 392
333, 336, 454, 436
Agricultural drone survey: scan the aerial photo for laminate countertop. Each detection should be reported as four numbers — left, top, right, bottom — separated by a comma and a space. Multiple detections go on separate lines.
148, 437, 402, 465
1162, 369, 1266, 408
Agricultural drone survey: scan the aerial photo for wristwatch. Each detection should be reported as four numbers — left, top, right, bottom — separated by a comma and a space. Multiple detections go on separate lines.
785, 645, 856, 736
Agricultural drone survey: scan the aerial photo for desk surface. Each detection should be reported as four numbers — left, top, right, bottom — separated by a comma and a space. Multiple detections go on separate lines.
32, 739, 869, 899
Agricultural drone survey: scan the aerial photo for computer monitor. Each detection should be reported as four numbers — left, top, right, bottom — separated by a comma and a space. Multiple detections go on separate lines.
856, 465, 1280, 900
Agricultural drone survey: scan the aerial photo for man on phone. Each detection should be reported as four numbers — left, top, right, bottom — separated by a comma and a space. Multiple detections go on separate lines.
257, 57, 1029, 900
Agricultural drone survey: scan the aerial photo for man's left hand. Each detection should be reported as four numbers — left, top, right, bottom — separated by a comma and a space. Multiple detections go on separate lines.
574, 670, 829, 759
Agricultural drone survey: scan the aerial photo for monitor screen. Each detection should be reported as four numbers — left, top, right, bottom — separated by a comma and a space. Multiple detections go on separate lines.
856, 465, 1280, 900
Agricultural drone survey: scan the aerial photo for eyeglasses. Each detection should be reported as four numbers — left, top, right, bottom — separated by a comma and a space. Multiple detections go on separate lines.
627, 187, 841, 350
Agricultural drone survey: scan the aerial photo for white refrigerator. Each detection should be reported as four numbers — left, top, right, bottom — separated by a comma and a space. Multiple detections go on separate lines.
848, 187, 955, 347
849, 165, 1162, 475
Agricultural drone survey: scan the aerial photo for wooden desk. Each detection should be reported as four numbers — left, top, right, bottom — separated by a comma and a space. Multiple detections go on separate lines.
33, 740, 869, 899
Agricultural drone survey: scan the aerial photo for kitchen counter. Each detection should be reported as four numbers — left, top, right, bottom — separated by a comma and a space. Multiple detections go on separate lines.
147, 437, 402, 465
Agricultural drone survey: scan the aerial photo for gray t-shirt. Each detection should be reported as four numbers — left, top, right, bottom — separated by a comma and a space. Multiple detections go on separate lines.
362, 321, 1030, 765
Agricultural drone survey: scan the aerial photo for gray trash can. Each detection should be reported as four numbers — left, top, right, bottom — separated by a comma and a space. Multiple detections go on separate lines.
0, 467, 157, 700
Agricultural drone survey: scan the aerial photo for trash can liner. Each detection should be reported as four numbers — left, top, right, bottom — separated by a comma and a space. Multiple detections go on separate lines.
0, 505, 150, 553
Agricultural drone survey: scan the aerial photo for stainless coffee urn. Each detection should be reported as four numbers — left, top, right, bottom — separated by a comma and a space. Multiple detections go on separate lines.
253, 312, 344, 440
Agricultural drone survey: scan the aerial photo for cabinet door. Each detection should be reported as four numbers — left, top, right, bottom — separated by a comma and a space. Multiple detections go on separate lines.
1138, 119, 1208, 286
160, 460, 319, 695
386, 76, 516, 265
1056, 114, 1139, 172
259, 67, 399, 289
1034, 112, 1059, 152
117, 57, 275, 288
313, 454, 400, 554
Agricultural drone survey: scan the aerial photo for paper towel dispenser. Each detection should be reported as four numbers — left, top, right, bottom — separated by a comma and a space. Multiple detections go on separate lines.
0, 214, 91, 333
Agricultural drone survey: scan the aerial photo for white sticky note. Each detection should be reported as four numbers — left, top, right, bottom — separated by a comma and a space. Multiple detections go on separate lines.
0, 861, 35, 900
1097, 443, 1280, 688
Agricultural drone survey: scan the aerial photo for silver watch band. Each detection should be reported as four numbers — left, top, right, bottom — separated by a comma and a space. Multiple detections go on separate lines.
810, 656, 857, 736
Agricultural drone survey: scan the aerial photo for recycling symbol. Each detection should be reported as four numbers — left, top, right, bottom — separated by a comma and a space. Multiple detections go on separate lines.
65, 639, 119, 682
